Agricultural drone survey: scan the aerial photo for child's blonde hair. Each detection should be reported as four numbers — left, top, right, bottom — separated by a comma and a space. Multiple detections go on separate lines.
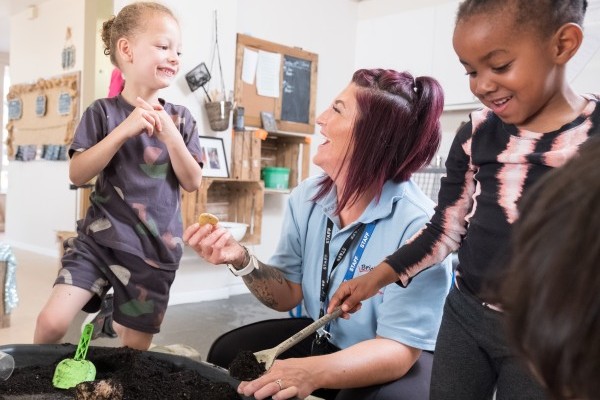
101, 2, 177, 67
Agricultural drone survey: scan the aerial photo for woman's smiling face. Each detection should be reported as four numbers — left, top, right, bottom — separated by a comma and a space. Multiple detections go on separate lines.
313, 83, 359, 179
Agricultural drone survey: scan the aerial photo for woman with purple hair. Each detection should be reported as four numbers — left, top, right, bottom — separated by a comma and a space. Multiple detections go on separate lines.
184, 68, 452, 400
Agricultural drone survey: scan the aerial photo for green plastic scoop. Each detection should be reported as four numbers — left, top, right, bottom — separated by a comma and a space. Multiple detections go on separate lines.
52, 323, 96, 389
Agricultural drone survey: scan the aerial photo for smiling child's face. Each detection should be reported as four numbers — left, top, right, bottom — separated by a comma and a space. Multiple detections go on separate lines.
453, 9, 562, 130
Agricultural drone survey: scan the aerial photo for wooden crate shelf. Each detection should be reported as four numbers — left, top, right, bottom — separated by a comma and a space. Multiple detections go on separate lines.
232, 129, 311, 190
181, 178, 264, 244
231, 130, 261, 181
76, 178, 264, 245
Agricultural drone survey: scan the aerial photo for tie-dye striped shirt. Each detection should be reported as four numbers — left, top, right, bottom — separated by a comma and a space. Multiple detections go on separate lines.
386, 95, 600, 299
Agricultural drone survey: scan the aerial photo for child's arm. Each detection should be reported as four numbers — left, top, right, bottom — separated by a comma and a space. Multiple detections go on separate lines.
329, 122, 475, 313
136, 97, 203, 192
384, 124, 473, 284
70, 105, 161, 186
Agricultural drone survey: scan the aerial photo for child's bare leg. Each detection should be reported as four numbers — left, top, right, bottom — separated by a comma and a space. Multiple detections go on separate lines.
35, 284, 93, 343
113, 322, 153, 350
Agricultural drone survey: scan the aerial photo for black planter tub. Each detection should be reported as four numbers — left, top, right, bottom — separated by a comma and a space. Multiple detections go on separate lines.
0, 344, 254, 399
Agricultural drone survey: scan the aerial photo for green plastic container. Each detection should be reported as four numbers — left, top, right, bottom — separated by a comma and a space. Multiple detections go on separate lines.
262, 167, 290, 189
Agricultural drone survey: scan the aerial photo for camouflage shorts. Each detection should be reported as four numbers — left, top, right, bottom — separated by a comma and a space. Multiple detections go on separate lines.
57, 233, 176, 334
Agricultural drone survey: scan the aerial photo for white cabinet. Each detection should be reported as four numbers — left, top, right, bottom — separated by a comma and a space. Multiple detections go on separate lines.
570, 1, 600, 94
432, 1, 479, 108
355, 7, 436, 76
355, 0, 481, 109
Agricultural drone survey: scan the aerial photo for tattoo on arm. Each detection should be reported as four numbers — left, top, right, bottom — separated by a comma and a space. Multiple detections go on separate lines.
242, 258, 286, 309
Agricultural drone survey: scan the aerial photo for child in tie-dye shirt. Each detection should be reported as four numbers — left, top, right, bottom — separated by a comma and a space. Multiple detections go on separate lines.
329, 1, 598, 399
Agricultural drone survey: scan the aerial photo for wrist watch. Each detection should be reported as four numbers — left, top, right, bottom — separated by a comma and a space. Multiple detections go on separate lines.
227, 246, 259, 276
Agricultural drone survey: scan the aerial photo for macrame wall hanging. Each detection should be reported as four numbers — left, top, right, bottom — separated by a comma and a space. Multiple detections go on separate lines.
204, 10, 232, 132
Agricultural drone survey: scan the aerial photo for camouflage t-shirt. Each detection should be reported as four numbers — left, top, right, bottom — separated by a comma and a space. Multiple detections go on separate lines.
70, 95, 203, 270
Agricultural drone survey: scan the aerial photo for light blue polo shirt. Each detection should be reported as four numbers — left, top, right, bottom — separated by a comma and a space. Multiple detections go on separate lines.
269, 175, 452, 351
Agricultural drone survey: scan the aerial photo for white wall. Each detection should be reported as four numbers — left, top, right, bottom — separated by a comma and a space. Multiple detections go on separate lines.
0, 51, 8, 193
6, 0, 85, 255
570, 0, 600, 94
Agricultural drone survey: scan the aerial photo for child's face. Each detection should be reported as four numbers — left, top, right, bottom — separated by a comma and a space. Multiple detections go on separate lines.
453, 13, 560, 128
125, 12, 182, 91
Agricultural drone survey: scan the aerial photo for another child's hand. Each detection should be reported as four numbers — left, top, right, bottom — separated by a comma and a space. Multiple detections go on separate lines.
327, 262, 398, 317
183, 222, 247, 267
135, 97, 180, 144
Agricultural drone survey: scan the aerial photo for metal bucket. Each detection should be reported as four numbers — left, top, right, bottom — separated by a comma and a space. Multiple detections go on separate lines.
205, 101, 232, 131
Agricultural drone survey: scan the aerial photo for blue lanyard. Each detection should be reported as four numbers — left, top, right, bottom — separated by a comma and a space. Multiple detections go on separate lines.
319, 219, 376, 319
342, 222, 376, 281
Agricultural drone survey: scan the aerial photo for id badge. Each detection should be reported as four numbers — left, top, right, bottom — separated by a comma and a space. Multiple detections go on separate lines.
311, 329, 332, 356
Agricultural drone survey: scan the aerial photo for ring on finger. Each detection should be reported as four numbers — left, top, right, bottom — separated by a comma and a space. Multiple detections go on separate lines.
275, 379, 283, 391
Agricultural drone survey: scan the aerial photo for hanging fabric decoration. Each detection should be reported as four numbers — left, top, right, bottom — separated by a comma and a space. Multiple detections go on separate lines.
62, 27, 76, 70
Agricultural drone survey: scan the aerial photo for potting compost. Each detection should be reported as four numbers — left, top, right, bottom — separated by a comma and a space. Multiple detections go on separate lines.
228, 351, 265, 381
0, 346, 240, 399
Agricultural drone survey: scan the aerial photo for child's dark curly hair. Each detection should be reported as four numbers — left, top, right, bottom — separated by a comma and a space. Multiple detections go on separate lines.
456, 0, 588, 38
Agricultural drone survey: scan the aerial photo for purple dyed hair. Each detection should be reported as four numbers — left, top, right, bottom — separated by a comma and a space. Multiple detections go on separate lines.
315, 68, 444, 214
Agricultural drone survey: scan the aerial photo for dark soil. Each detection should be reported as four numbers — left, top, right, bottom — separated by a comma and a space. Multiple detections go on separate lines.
228, 351, 265, 381
0, 347, 240, 399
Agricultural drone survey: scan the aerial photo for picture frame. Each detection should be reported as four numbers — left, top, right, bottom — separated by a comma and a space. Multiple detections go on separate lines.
260, 111, 278, 132
185, 62, 211, 93
199, 136, 229, 178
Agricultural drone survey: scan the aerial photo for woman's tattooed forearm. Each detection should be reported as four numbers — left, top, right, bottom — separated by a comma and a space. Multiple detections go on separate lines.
243, 259, 286, 308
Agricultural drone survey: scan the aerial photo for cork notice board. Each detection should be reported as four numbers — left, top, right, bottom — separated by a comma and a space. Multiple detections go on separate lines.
234, 34, 318, 134
5, 72, 80, 159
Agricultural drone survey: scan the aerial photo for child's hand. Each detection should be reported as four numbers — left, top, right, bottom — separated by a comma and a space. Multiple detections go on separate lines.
327, 262, 398, 317
136, 97, 180, 144
118, 103, 161, 139
183, 222, 247, 267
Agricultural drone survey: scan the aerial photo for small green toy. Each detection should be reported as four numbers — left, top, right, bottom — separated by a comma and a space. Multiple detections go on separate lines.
52, 323, 96, 389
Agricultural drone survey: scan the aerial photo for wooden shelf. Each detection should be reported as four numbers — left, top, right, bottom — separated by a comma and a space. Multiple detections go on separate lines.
181, 178, 264, 244
264, 188, 291, 195
232, 128, 311, 190
75, 178, 264, 245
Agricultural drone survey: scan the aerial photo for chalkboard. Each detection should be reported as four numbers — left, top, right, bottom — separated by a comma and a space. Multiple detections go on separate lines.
234, 34, 318, 134
281, 55, 311, 124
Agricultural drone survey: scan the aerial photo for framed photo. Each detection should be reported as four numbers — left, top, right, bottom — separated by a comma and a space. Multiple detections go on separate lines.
185, 62, 211, 92
199, 136, 229, 178
260, 111, 278, 132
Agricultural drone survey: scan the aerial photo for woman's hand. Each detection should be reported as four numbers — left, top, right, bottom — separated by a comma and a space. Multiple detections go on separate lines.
238, 358, 318, 400
183, 223, 247, 267
238, 338, 417, 399
327, 262, 398, 316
